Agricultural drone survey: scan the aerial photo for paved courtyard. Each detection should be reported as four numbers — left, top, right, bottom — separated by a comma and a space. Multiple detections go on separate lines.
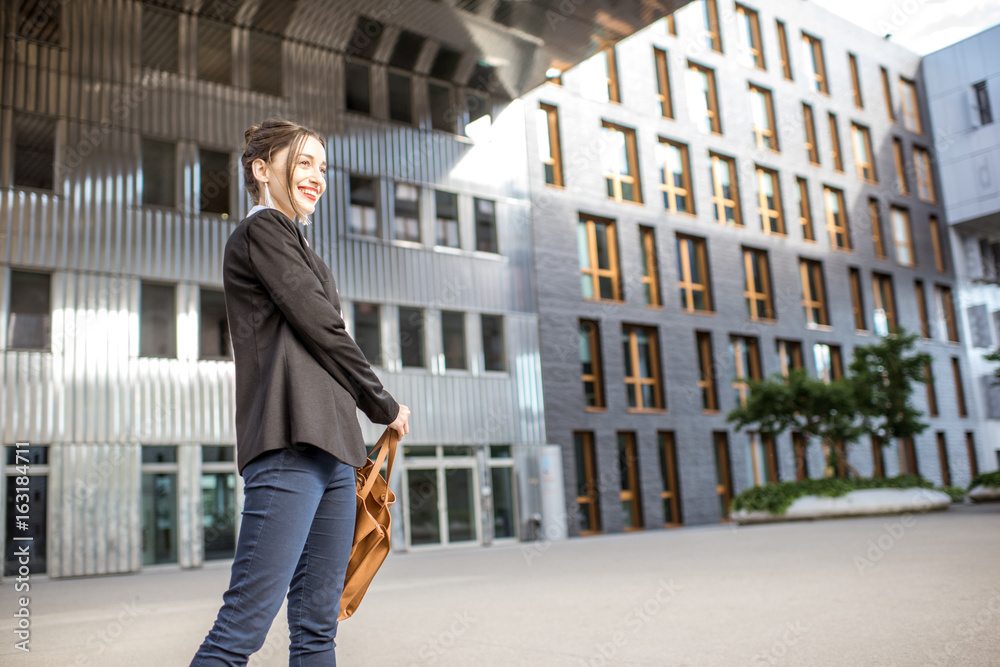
2, 502, 999, 666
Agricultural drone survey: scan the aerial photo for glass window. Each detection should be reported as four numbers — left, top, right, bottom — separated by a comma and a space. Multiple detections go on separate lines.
849, 53, 864, 108
677, 234, 713, 312
13, 112, 56, 191
930, 216, 945, 273
141, 445, 178, 565
849, 268, 867, 331
199, 288, 231, 360
481, 314, 505, 372
974, 81, 993, 125
350, 176, 378, 237
852, 124, 877, 183
657, 138, 693, 213
429, 82, 454, 132
574, 432, 602, 534
7, 271, 51, 350
802, 104, 819, 165
869, 199, 887, 259
696, 331, 718, 411
394, 183, 421, 242
872, 272, 897, 334
743, 247, 774, 320
828, 113, 843, 172
881, 66, 895, 122
199, 149, 231, 217
892, 138, 909, 195
824, 186, 850, 250
891, 206, 914, 267
802, 32, 828, 94
399, 307, 425, 368
710, 153, 741, 225
800, 259, 829, 327
701, 0, 722, 52
345, 60, 372, 114
776, 20, 792, 80
538, 104, 564, 187
142, 6, 179, 72
249, 32, 282, 96
140, 282, 176, 358
914, 280, 931, 338
142, 138, 176, 208
900, 77, 922, 133
354, 303, 381, 366
935, 285, 959, 343
735, 4, 765, 69
435, 190, 460, 248
776, 339, 803, 377
730, 335, 761, 406
617, 433, 643, 529
654, 48, 673, 118
756, 166, 785, 235
658, 432, 682, 526
579, 320, 605, 409
442, 311, 467, 370
687, 62, 721, 133
474, 198, 497, 253
578, 215, 621, 301
430, 46, 461, 80
639, 226, 662, 307
601, 122, 642, 203
813, 343, 842, 383
390, 30, 424, 69
346, 16, 383, 59
622, 325, 664, 411
388, 72, 413, 124
797, 177, 814, 241
749, 84, 778, 151
914, 146, 935, 202
578, 49, 618, 103
951, 358, 967, 417
198, 18, 232, 85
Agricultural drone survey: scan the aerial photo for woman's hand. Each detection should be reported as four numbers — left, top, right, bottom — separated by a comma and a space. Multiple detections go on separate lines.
388, 404, 410, 438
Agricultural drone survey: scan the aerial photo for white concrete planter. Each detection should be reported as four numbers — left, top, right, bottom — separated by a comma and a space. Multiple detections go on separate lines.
731, 488, 952, 525
968, 485, 1000, 502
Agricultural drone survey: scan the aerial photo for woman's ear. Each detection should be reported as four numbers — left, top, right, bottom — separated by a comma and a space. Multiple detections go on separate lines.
251, 157, 270, 184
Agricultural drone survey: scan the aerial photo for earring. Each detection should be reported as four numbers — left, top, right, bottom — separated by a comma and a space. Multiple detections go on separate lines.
263, 183, 276, 209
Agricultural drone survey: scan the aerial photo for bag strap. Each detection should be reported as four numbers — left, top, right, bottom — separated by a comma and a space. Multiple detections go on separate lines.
360, 429, 398, 497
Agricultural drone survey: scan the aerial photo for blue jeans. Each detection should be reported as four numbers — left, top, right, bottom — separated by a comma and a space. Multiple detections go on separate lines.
191, 444, 357, 667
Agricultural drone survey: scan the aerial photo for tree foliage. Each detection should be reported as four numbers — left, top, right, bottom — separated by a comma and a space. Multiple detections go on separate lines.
985, 346, 1000, 387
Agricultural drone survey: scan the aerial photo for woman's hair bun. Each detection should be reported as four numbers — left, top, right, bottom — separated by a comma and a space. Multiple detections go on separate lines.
244, 125, 260, 147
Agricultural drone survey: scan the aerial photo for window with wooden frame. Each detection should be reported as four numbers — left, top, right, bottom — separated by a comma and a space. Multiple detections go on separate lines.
710, 153, 742, 225
756, 166, 785, 235
803, 103, 819, 165
573, 432, 602, 534
966, 433, 979, 478
914, 280, 931, 338
800, 259, 829, 327
937, 433, 951, 486
792, 432, 810, 481
677, 234, 713, 312
713, 432, 734, 519
606, 47, 621, 103
658, 432, 682, 526
824, 186, 851, 250
913, 146, 935, 202
828, 112, 844, 172
776, 339, 804, 377
892, 138, 909, 195
802, 32, 828, 94
797, 177, 814, 241
869, 198, 887, 259
639, 226, 662, 307
696, 331, 719, 412
871, 435, 886, 478
951, 357, 968, 418
924, 362, 939, 417
848, 53, 864, 108
929, 216, 945, 273
654, 48, 674, 119
601, 121, 642, 203
743, 247, 774, 321
891, 206, 915, 267
881, 66, 895, 122
936, 284, 959, 343
776, 20, 792, 80
747, 432, 779, 486
749, 84, 778, 151
665, 14, 677, 36
900, 77, 922, 133
852, 123, 877, 183
617, 432, 644, 530
577, 215, 622, 301
813, 342, 842, 383
849, 267, 867, 331
898, 437, 919, 476
872, 272, 898, 334
538, 103, 564, 187
579, 319, 605, 409
730, 335, 762, 406
735, 4, 765, 70
687, 62, 722, 134
701, 0, 723, 52
622, 325, 665, 411
657, 138, 693, 214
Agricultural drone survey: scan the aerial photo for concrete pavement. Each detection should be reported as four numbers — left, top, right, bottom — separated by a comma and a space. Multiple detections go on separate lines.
2, 502, 999, 666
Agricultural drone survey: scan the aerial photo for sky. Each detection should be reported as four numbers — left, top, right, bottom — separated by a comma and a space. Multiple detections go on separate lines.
809, 0, 1000, 55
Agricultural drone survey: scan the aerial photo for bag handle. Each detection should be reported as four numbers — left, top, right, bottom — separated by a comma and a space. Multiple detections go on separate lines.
360, 428, 398, 497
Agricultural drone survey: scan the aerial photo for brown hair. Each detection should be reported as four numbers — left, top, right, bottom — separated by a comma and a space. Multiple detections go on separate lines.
241, 119, 326, 222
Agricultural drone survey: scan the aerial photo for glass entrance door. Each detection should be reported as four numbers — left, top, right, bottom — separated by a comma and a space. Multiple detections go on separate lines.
402, 446, 481, 549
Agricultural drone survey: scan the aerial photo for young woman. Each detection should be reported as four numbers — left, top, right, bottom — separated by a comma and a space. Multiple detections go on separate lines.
190, 119, 410, 666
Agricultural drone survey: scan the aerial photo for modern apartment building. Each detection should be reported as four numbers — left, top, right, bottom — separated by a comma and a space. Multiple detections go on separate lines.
923, 24, 1000, 474
0, 0, 684, 578
522, 0, 980, 534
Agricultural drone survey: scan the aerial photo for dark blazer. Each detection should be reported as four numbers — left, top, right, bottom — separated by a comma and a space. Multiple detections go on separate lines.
223, 206, 399, 474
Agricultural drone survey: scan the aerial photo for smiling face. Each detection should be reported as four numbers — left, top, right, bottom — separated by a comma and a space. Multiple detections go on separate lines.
253, 134, 327, 221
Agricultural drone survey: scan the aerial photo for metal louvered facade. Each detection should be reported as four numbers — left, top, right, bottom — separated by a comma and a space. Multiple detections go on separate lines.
0, 0, 681, 578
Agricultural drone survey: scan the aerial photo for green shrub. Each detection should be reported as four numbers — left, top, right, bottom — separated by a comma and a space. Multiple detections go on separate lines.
730, 475, 934, 515
969, 471, 1000, 490
937, 486, 967, 503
